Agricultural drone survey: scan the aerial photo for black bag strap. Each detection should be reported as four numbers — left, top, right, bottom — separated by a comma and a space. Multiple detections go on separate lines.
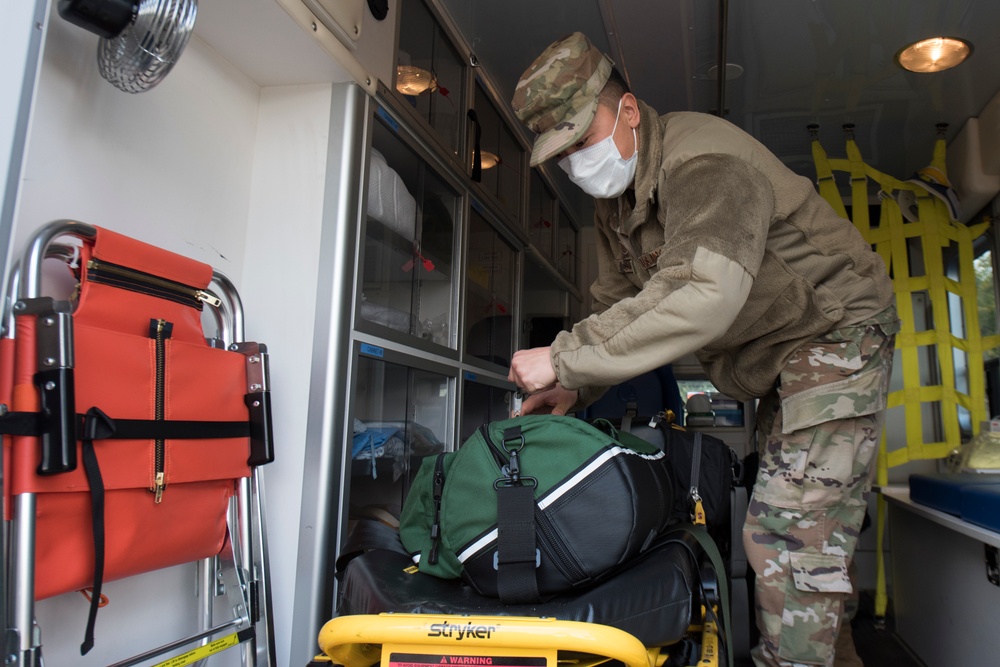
495, 483, 539, 604
494, 424, 540, 604
689, 432, 704, 520
675, 522, 734, 667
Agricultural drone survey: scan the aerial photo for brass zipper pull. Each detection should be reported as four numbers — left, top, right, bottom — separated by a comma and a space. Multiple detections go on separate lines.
153, 472, 166, 504
194, 290, 222, 308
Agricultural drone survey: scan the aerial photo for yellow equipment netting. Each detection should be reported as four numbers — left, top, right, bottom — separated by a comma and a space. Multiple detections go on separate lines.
811, 128, 999, 618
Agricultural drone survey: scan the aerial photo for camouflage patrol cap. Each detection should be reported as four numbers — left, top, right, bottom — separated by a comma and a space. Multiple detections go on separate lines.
511, 32, 613, 166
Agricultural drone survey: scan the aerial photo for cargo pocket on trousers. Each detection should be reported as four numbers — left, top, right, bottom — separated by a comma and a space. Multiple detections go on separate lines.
778, 551, 852, 664
780, 365, 885, 434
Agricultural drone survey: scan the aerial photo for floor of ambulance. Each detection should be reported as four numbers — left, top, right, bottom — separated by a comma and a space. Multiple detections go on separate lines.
732, 590, 922, 666
851, 591, 924, 667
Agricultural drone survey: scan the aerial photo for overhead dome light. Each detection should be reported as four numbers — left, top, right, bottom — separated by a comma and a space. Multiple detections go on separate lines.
707, 63, 744, 80
895, 37, 973, 73
480, 151, 500, 170
396, 65, 437, 95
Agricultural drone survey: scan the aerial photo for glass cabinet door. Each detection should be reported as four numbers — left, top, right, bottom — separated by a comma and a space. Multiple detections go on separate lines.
348, 351, 451, 521
473, 83, 524, 223
529, 171, 556, 260
521, 254, 569, 349
361, 116, 458, 347
460, 376, 515, 442
558, 205, 578, 284
396, 0, 465, 156
464, 207, 516, 368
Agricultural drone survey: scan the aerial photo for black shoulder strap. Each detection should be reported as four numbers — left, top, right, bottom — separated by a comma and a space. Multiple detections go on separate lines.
494, 425, 540, 604
678, 523, 734, 667
495, 483, 540, 604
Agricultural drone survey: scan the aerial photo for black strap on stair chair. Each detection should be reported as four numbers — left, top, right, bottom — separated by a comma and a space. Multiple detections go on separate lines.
79, 407, 111, 655
77, 407, 253, 654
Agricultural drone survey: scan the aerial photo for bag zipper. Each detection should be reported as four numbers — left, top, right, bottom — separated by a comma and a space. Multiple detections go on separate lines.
87, 259, 221, 310
428, 453, 446, 565
478, 424, 510, 471
150, 319, 173, 503
689, 432, 705, 524
533, 505, 587, 582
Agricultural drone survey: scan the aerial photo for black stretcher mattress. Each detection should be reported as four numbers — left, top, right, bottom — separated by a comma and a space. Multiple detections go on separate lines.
337, 533, 702, 648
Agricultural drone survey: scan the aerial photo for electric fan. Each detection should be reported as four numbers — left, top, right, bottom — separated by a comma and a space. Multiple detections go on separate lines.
58, 0, 198, 94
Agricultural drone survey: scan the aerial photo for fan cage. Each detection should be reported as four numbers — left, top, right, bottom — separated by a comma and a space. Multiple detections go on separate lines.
97, 0, 198, 94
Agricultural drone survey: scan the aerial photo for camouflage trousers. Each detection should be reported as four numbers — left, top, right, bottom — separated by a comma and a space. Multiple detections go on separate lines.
745, 308, 898, 666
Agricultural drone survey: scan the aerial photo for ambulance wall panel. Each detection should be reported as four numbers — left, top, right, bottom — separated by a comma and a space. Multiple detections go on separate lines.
240, 82, 345, 667
0, 0, 47, 295
13, 19, 258, 271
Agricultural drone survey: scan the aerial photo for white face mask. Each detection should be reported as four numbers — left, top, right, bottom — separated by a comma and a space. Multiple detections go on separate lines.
558, 98, 637, 199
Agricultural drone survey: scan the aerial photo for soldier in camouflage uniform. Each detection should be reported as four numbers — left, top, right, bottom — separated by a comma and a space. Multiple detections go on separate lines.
506, 31, 899, 666
746, 311, 896, 665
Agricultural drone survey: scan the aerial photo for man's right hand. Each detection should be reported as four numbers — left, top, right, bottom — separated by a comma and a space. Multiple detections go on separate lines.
515, 384, 579, 416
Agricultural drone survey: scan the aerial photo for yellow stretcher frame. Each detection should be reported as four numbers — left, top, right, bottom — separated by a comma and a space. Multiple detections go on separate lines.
812, 127, 1000, 618
314, 612, 720, 667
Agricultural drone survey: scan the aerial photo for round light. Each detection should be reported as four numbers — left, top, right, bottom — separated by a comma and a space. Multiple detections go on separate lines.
395, 65, 437, 95
895, 37, 973, 73
707, 63, 744, 81
480, 151, 501, 170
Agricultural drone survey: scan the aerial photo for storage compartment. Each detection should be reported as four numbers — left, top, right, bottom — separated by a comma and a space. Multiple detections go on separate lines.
460, 375, 515, 442
529, 171, 558, 260
464, 206, 516, 368
473, 81, 525, 223
348, 349, 452, 523
360, 114, 459, 346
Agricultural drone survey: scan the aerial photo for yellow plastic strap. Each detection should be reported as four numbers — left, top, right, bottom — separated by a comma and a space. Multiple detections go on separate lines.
845, 138, 870, 238
811, 138, 849, 220
151, 629, 251, 667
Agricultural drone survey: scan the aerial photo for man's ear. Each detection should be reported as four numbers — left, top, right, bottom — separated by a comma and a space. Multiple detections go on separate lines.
622, 93, 640, 128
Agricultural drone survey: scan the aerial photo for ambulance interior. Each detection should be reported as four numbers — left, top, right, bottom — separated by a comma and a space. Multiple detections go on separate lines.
2, 0, 1000, 666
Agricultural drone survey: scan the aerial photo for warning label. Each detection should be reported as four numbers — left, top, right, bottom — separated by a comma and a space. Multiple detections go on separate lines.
389, 653, 546, 667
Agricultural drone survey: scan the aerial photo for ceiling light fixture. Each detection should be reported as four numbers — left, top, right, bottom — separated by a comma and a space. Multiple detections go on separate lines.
396, 65, 437, 95
478, 151, 501, 170
895, 36, 973, 73
707, 63, 744, 81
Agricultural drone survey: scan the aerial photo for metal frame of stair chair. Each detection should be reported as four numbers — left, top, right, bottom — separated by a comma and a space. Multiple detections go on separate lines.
1, 220, 276, 667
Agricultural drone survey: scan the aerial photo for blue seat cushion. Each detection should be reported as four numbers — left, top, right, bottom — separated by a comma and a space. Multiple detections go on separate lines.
908, 473, 1000, 515
959, 484, 1000, 533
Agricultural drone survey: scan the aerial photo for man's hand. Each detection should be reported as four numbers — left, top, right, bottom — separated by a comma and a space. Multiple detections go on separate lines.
508, 347, 578, 416
517, 384, 579, 416
508, 347, 558, 393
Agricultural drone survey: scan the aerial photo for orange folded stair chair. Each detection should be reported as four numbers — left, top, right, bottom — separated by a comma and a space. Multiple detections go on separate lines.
0, 220, 276, 666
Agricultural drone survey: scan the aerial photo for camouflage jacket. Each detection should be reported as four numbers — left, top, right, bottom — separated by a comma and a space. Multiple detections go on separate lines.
550, 103, 895, 405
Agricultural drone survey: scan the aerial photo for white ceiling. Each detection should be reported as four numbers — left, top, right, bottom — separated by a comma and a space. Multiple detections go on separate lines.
441, 0, 1000, 213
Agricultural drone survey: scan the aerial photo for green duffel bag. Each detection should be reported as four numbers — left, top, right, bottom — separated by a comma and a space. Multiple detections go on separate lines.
399, 415, 674, 603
